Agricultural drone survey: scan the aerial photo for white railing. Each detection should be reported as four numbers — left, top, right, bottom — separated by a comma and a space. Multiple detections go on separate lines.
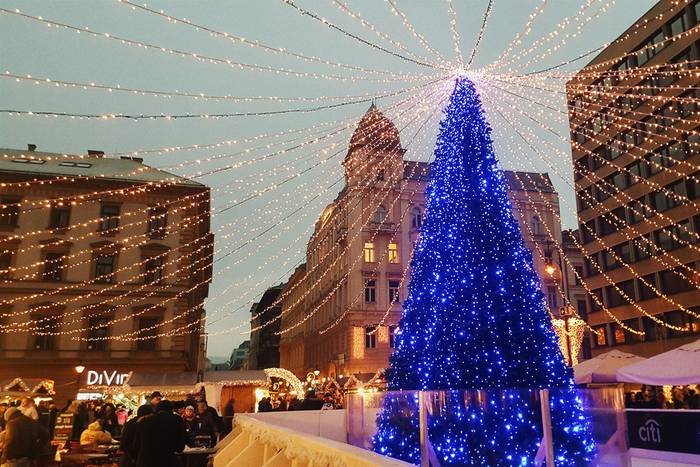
214, 414, 410, 467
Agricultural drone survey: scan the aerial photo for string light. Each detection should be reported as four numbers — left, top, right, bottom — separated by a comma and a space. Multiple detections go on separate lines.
465, 0, 494, 69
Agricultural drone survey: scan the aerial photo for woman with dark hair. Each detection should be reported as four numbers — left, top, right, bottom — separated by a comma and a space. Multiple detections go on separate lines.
71, 403, 90, 441
100, 402, 119, 437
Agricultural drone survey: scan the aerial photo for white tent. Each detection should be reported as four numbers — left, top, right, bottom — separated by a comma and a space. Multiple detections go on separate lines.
616, 339, 700, 385
573, 350, 646, 384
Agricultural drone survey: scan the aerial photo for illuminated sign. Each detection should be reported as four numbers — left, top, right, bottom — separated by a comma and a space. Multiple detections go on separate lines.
86, 370, 130, 386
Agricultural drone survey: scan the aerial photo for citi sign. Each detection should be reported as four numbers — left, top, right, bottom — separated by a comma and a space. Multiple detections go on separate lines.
86, 370, 130, 386
638, 419, 662, 443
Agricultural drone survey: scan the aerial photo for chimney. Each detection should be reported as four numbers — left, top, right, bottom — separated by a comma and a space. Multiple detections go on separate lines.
87, 150, 104, 158
27, 144, 37, 152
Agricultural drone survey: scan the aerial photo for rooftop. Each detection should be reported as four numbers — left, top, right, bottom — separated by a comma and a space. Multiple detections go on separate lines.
0, 148, 204, 187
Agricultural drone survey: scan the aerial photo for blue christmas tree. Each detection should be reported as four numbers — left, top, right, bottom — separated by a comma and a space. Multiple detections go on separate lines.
372, 77, 595, 465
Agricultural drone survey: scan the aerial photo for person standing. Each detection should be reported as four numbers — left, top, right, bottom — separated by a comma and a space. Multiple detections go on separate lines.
99, 403, 119, 437
195, 402, 219, 447
1, 407, 49, 466
18, 397, 38, 421
134, 400, 187, 467
119, 404, 153, 467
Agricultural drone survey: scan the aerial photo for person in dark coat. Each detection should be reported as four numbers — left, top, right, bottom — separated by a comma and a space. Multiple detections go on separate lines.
195, 401, 220, 447
221, 399, 235, 437
1, 407, 50, 465
71, 402, 90, 441
119, 404, 153, 467
301, 391, 324, 410
134, 400, 187, 467
100, 402, 119, 437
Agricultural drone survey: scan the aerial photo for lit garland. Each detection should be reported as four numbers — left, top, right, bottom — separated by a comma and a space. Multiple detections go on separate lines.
552, 316, 586, 366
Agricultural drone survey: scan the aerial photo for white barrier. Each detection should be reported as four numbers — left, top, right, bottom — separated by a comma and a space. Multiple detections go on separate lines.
214, 414, 411, 467
246, 409, 347, 443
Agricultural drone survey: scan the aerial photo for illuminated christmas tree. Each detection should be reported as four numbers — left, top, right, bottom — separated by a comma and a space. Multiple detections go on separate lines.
372, 77, 595, 465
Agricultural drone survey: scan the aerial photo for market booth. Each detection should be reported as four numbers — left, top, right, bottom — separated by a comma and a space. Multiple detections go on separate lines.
573, 350, 646, 385
0, 377, 55, 403
197, 370, 268, 415
616, 339, 700, 465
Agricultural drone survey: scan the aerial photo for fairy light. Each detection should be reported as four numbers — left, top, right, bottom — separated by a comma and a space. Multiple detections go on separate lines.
32, 90, 445, 340
0, 8, 444, 83
481, 87, 695, 332
118, 0, 430, 78
329, 0, 440, 68
446, 0, 464, 68
1, 88, 438, 324
552, 316, 586, 365
465, 0, 494, 69
483, 0, 549, 73
383, 0, 452, 67
492, 0, 601, 72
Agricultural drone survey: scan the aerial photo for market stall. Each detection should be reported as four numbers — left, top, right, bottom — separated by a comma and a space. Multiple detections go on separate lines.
0, 377, 55, 402
196, 370, 267, 415
616, 339, 700, 385
573, 350, 646, 385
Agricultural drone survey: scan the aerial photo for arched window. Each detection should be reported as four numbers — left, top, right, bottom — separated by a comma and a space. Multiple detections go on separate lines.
411, 207, 422, 228
374, 206, 387, 223
531, 216, 542, 235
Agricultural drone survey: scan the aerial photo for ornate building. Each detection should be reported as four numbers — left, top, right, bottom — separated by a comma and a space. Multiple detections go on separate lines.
0, 146, 213, 403
277, 105, 581, 378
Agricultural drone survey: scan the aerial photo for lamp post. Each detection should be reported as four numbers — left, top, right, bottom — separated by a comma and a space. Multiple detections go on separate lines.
74, 364, 85, 399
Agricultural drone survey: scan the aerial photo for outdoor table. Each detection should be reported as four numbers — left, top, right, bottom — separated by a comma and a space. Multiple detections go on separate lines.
177, 446, 218, 467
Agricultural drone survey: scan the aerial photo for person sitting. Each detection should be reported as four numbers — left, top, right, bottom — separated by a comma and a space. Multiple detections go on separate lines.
80, 420, 113, 447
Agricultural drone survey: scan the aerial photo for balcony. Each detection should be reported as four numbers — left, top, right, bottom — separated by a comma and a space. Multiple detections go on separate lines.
366, 222, 397, 234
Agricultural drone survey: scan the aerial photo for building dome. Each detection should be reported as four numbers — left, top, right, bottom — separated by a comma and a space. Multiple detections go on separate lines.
348, 103, 401, 152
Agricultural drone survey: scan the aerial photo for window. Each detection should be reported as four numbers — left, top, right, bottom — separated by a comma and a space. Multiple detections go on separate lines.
594, 326, 607, 347
547, 286, 557, 310
576, 299, 587, 316
148, 206, 167, 238
34, 315, 60, 350
613, 325, 626, 345
670, 11, 690, 37
627, 198, 646, 224
574, 266, 584, 285
365, 326, 376, 349
363, 242, 375, 263
99, 204, 120, 231
389, 326, 397, 348
95, 255, 116, 283
607, 280, 634, 308
376, 169, 385, 181
590, 288, 604, 312
364, 279, 376, 303
0, 252, 12, 280
86, 317, 109, 351
411, 207, 422, 229
388, 243, 399, 264
531, 216, 542, 235
634, 236, 653, 261
0, 199, 20, 227
49, 204, 70, 229
145, 256, 164, 284
388, 280, 400, 303
638, 274, 657, 301
374, 206, 387, 223
136, 318, 159, 351
43, 253, 65, 281
660, 267, 694, 295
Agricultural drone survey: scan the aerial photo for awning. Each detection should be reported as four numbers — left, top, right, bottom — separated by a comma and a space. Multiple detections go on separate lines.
616, 339, 700, 385
573, 350, 645, 384
119, 371, 198, 396
201, 371, 267, 386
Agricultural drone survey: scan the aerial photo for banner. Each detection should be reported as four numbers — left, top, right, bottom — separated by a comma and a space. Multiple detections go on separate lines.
626, 409, 700, 455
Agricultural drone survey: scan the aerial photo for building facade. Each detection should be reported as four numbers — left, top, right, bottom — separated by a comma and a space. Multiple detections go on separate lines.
567, 0, 700, 357
0, 146, 213, 403
276, 105, 582, 378
247, 283, 284, 370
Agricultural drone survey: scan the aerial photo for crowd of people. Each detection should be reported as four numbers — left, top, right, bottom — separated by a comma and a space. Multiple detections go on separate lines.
257, 390, 342, 412
625, 385, 700, 409
0, 391, 233, 466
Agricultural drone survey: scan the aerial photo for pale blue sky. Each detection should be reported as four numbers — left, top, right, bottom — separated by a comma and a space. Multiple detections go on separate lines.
0, 1, 656, 358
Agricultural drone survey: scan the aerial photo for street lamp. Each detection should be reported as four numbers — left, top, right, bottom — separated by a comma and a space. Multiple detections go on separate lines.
544, 262, 556, 277
74, 364, 85, 400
